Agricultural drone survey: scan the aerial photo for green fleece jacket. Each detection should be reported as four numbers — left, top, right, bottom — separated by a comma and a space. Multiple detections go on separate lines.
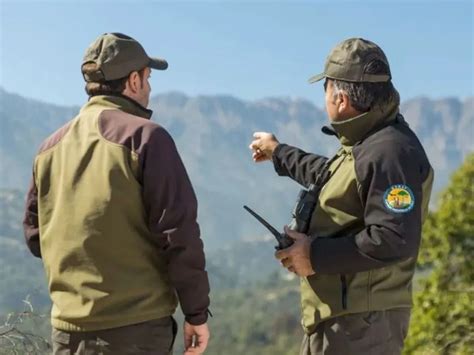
272, 92, 433, 334
23, 95, 210, 331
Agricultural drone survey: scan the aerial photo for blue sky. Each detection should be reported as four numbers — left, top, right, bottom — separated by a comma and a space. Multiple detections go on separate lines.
1, 0, 472, 107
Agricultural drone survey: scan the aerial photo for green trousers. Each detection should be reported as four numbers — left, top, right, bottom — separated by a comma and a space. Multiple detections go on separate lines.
300, 308, 411, 355
52, 316, 177, 355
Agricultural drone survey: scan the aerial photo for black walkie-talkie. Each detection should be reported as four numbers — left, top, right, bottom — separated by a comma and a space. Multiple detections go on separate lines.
245, 155, 334, 250
243, 205, 294, 250
244, 183, 320, 250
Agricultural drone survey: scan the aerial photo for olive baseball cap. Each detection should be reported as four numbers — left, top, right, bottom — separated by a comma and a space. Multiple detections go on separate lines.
82, 32, 168, 82
308, 38, 391, 84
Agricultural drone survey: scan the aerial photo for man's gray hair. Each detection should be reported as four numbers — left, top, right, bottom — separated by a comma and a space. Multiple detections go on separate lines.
331, 60, 396, 112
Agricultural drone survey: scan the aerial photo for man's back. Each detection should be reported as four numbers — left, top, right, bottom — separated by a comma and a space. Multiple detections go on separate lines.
30, 95, 179, 331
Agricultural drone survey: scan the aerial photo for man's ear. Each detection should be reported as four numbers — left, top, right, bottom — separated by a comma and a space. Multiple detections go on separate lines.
126, 71, 140, 94
337, 91, 350, 113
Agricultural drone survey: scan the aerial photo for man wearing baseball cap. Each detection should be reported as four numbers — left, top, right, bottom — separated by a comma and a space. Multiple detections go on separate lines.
23, 33, 210, 354
250, 38, 433, 354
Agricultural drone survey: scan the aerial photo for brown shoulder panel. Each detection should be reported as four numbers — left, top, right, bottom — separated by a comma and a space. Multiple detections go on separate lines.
98, 109, 161, 155
38, 120, 74, 154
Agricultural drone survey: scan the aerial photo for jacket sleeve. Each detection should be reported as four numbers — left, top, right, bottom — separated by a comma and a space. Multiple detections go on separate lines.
140, 126, 210, 325
23, 173, 41, 258
310, 140, 430, 274
272, 143, 328, 188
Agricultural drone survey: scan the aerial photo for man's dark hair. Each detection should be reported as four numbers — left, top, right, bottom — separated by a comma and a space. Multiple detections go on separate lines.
82, 63, 146, 97
332, 60, 396, 112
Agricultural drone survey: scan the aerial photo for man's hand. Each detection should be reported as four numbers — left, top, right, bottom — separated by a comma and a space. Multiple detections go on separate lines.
183, 321, 210, 355
275, 226, 315, 277
249, 132, 280, 162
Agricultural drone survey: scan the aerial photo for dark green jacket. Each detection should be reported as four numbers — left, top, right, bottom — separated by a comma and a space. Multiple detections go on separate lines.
272, 92, 433, 334
23, 95, 210, 331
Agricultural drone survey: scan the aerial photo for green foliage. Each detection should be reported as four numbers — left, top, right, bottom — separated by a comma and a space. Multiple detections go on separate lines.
405, 154, 474, 354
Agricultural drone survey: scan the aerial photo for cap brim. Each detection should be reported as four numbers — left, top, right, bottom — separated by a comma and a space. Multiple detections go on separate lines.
308, 72, 325, 84
149, 57, 168, 70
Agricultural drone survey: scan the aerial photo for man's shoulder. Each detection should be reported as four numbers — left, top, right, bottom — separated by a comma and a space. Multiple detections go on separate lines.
99, 108, 163, 134
98, 109, 171, 153
355, 118, 427, 163
37, 119, 75, 155
352, 117, 431, 182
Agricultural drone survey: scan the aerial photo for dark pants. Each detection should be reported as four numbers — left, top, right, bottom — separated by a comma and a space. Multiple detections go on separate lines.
300, 308, 411, 355
52, 316, 177, 355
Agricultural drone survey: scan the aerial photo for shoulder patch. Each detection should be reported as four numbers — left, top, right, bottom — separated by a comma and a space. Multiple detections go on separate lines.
383, 184, 415, 213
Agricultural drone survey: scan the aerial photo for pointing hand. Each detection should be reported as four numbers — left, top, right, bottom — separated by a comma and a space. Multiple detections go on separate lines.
249, 132, 280, 163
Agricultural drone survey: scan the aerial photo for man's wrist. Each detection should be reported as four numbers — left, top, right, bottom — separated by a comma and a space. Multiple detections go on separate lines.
271, 142, 282, 157
185, 309, 212, 326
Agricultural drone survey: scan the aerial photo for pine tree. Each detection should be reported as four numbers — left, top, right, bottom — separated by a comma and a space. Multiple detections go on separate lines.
405, 154, 474, 354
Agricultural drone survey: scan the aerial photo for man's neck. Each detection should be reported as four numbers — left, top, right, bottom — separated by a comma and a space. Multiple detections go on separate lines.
84, 94, 153, 120
330, 107, 365, 123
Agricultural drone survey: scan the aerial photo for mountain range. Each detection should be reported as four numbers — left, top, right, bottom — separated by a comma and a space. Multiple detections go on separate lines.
0, 87, 472, 249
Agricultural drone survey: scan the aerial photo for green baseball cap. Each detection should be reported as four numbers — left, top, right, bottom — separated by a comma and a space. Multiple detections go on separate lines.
308, 38, 391, 84
82, 32, 168, 82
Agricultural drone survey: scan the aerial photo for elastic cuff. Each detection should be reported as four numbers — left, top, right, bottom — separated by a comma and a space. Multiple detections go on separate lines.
185, 309, 212, 325
272, 143, 287, 175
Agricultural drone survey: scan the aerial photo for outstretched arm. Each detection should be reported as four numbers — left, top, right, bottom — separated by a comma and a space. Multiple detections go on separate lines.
250, 132, 328, 187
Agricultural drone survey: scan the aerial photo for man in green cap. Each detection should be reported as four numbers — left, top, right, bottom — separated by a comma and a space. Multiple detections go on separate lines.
23, 32, 210, 355
250, 38, 433, 354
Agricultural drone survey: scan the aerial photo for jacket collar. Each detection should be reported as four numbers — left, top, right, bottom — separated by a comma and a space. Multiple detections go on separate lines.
325, 89, 400, 146
81, 94, 153, 120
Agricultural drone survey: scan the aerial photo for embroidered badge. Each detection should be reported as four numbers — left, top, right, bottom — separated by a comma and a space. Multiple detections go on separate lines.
384, 184, 415, 213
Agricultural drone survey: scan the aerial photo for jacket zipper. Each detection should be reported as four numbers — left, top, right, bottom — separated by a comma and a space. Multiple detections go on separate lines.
340, 274, 348, 310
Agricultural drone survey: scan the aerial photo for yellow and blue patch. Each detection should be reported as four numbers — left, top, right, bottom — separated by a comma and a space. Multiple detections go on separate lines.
383, 184, 415, 213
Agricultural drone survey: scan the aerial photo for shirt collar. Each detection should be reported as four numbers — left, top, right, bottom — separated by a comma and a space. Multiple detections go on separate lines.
81, 94, 153, 119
